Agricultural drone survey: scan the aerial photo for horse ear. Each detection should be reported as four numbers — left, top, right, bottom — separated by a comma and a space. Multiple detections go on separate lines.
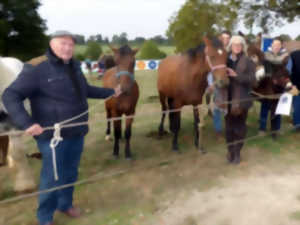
132, 48, 139, 56
109, 45, 118, 54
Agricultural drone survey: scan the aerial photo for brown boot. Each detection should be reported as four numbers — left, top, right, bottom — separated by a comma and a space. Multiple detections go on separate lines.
61, 206, 81, 218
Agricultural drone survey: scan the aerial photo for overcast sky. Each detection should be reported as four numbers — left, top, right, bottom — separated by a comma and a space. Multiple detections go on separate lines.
39, 0, 300, 40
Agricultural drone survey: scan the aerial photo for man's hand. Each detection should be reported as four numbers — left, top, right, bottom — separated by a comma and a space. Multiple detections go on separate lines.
289, 85, 299, 96
25, 124, 44, 136
113, 84, 122, 97
227, 68, 237, 77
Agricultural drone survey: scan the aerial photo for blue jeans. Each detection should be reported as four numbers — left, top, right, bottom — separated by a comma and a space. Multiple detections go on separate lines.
213, 108, 222, 133
259, 101, 281, 131
293, 95, 300, 128
36, 136, 84, 225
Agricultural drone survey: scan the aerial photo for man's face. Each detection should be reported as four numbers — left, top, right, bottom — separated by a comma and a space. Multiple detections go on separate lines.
271, 40, 282, 55
221, 33, 231, 48
50, 36, 75, 62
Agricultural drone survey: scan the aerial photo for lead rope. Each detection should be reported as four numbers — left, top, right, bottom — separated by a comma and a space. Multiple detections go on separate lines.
49, 123, 63, 181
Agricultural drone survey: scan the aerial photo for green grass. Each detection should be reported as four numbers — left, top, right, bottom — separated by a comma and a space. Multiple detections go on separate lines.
1, 70, 300, 225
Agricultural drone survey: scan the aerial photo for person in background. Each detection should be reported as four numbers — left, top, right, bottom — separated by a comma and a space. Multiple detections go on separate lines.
258, 38, 289, 138
2, 30, 121, 225
286, 49, 300, 131
206, 31, 231, 138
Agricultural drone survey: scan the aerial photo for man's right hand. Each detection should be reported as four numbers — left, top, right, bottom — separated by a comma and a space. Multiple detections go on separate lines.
25, 124, 44, 136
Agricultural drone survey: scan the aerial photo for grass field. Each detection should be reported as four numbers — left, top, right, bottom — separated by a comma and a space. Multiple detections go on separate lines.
1, 70, 300, 225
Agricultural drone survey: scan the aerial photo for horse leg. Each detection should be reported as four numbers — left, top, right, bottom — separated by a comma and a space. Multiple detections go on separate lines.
0, 135, 9, 166
113, 116, 122, 158
168, 98, 181, 152
105, 109, 112, 141
158, 92, 168, 136
124, 116, 133, 159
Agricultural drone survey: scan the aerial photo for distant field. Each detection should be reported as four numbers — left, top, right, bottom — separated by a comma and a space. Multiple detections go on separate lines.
75, 44, 176, 59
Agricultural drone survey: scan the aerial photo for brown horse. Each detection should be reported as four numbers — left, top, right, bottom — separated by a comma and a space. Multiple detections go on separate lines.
157, 37, 228, 152
247, 43, 292, 138
102, 45, 139, 159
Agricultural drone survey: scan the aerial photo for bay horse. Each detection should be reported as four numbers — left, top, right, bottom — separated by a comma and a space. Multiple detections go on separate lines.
102, 45, 139, 159
157, 37, 228, 152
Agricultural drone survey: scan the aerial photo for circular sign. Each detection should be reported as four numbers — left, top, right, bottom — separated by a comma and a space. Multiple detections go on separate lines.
148, 60, 157, 70
137, 61, 146, 70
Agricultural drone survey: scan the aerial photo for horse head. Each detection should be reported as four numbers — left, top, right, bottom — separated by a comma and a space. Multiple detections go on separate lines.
203, 36, 228, 88
110, 45, 139, 93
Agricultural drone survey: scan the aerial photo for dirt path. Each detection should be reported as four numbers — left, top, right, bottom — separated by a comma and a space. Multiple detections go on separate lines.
150, 166, 300, 225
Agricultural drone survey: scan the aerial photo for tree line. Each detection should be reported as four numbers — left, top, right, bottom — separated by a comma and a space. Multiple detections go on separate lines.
74, 33, 172, 46
0, 0, 299, 60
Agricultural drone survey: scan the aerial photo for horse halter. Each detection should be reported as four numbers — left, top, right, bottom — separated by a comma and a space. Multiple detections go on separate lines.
115, 71, 135, 81
206, 55, 227, 72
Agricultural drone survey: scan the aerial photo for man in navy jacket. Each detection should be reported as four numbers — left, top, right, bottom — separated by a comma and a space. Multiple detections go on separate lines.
2, 30, 120, 225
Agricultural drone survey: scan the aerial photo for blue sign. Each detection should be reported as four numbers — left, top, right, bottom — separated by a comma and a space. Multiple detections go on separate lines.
148, 60, 157, 70
262, 38, 273, 52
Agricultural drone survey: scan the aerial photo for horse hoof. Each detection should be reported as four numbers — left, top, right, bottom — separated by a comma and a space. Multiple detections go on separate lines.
232, 157, 241, 165
198, 148, 207, 154
105, 135, 111, 141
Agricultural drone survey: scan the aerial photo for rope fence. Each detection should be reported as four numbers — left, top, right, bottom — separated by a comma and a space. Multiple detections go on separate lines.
0, 90, 294, 205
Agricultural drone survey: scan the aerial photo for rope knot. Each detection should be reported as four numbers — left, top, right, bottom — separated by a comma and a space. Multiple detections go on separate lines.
50, 123, 63, 181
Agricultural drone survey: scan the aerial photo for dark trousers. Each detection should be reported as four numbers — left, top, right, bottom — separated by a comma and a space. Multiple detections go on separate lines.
36, 136, 84, 225
225, 110, 248, 156
293, 95, 300, 128
259, 100, 281, 131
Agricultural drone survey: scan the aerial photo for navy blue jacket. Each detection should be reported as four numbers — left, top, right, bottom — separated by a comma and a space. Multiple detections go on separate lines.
2, 48, 115, 139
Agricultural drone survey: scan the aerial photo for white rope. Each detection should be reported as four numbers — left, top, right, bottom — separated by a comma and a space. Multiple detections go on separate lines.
49, 123, 63, 181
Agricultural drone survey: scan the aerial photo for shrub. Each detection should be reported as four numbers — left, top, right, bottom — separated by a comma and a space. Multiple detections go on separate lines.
139, 40, 166, 59
85, 41, 102, 60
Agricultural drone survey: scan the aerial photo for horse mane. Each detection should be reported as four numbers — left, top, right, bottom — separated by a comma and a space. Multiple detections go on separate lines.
186, 37, 223, 60
248, 44, 265, 63
119, 45, 134, 56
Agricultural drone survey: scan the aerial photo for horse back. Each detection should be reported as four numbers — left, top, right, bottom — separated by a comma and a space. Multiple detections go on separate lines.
157, 55, 186, 95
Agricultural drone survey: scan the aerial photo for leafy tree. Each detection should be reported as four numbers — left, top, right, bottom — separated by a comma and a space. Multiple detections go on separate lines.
277, 34, 292, 42
167, 0, 238, 52
73, 34, 85, 45
85, 41, 102, 60
0, 0, 48, 60
296, 35, 300, 41
239, 0, 300, 33
95, 34, 102, 43
139, 40, 166, 59
133, 37, 146, 45
112, 32, 128, 45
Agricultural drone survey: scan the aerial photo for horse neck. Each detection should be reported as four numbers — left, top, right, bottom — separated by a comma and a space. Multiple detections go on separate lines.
190, 56, 209, 85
